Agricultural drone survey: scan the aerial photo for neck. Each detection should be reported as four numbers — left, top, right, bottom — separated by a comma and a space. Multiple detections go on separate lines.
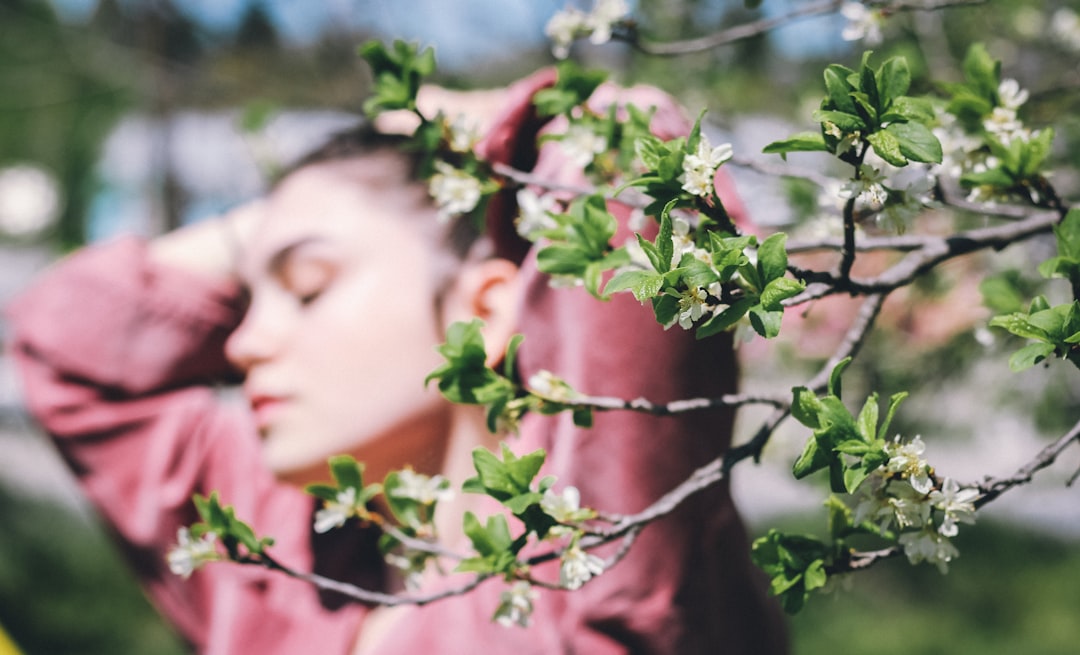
433, 404, 503, 553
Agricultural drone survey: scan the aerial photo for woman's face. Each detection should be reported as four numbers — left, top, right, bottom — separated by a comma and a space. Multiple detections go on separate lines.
226, 155, 454, 485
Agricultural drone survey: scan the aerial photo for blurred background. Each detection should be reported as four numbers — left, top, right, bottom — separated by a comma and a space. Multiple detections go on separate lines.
1, 0, 1078, 653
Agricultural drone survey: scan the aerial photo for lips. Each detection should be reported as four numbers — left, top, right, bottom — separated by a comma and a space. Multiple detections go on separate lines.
246, 392, 291, 431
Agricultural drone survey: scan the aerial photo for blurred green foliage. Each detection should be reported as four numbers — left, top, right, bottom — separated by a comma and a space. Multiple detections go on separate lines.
788, 519, 1080, 655
0, 482, 187, 655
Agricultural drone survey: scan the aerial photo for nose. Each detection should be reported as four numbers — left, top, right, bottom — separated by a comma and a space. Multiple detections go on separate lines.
225, 296, 288, 372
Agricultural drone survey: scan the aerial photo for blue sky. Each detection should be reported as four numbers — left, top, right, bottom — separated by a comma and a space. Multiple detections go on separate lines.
48, 0, 847, 66
49, 0, 565, 69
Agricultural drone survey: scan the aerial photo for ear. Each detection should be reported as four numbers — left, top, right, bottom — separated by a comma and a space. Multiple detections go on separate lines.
439, 258, 521, 367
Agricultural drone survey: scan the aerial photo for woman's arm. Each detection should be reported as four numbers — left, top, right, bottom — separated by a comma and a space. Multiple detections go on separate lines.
148, 199, 263, 284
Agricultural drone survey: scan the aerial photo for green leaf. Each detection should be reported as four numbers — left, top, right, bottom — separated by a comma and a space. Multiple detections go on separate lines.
533, 60, 608, 117
572, 407, 594, 428
867, 129, 907, 167
749, 306, 783, 338
760, 277, 805, 311
604, 270, 664, 301
791, 386, 823, 429
757, 233, 789, 284
635, 233, 665, 274
304, 484, 339, 502
658, 199, 677, 272
858, 51, 881, 114
843, 466, 870, 494
537, 244, 589, 276
877, 392, 908, 441
962, 42, 1000, 99
960, 167, 1015, 188
695, 296, 754, 339
504, 444, 546, 491
876, 57, 911, 110
792, 437, 829, 479
979, 272, 1027, 314
469, 448, 518, 498
881, 96, 936, 124
1009, 342, 1056, 371
504, 334, 524, 380
462, 511, 513, 557
885, 121, 942, 164
989, 313, 1052, 342
762, 132, 829, 160
329, 455, 364, 491
652, 293, 680, 327
823, 64, 858, 114
1054, 209, 1080, 261
828, 357, 853, 399
503, 492, 544, 515
812, 110, 866, 132
856, 393, 879, 442
1019, 128, 1054, 177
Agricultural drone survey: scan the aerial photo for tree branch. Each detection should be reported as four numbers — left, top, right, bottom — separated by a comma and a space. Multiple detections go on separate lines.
975, 417, 1080, 506
614, 0, 987, 57
786, 208, 1061, 305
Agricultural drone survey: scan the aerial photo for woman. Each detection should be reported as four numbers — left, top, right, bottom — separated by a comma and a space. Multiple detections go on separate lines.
6, 70, 787, 654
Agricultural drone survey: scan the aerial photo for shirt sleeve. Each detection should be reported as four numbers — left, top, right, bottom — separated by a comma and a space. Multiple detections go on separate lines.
4, 236, 366, 655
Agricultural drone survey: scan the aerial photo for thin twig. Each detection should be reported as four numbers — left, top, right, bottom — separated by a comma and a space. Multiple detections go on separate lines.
785, 208, 1061, 305
254, 552, 491, 607
615, 0, 987, 57
618, 0, 845, 56
558, 391, 788, 416
975, 417, 1080, 506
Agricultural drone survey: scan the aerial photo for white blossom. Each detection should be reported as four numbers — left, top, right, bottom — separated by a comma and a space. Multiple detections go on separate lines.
447, 114, 481, 153
899, 527, 959, 573
545, 7, 588, 59
929, 478, 979, 537
997, 79, 1029, 111
515, 188, 559, 241
840, 2, 884, 45
878, 172, 935, 233
676, 285, 710, 329
559, 124, 608, 169
527, 369, 578, 401
933, 111, 986, 178
888, 480, 933, 529
586, 0, 630, 45
314, 486, 358, 534
560, 545, 605, 590
886, 435, 934, 495
852, 470, 894, 532
680, 135, 734, 198
166, 527, 218, 579
542, 486, 593, 524
494, 581, 540, 628
545, 0, 629, 58
839, 165, 888, 207
429, 161, 483, 222
983, 107, 1029, 146
390, 469, 454, 506
384, 553, 426, 590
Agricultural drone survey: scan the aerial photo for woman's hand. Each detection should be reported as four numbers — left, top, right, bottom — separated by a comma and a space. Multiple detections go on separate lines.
148, 200, 264, 282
